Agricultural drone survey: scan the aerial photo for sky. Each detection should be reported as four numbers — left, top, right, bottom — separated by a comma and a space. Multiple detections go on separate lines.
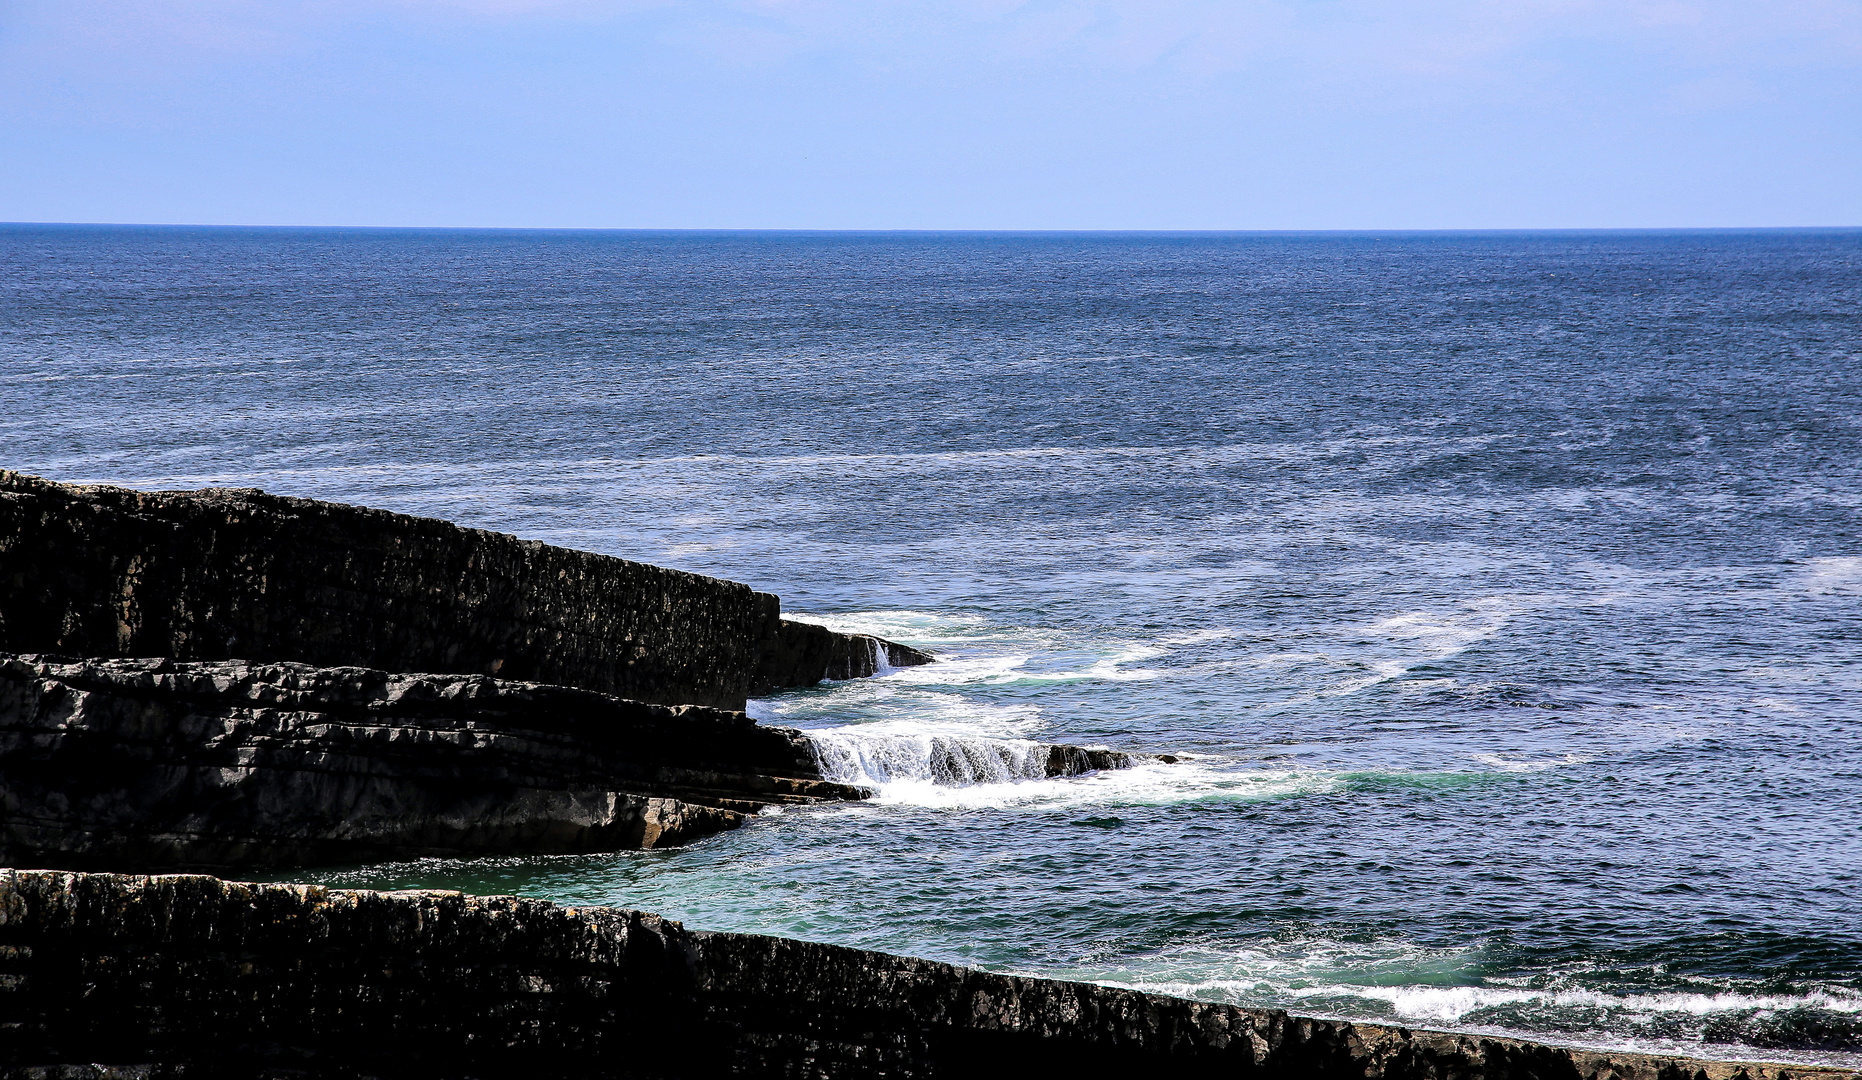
1, 0, 1858, 229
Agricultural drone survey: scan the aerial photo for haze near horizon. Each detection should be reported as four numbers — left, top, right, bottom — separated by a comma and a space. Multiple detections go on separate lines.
2, 0, 1858, 230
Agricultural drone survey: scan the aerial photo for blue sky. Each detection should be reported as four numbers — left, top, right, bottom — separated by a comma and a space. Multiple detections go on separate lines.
2, 0, 1857, 228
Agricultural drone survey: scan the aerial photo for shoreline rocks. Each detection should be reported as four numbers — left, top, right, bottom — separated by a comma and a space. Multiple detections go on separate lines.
0, 471, 930, 710
0, 654, 1130, 872
0, 868, 1848, 1080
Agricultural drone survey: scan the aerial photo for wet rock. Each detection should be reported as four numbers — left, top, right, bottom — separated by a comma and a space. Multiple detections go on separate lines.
1044, 744, 1132, 775
0, 869, 1848, 1080
0, 471, 929, 711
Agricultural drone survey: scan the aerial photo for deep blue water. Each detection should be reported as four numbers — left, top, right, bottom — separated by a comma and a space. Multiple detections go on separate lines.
4, 225, 1861, 1065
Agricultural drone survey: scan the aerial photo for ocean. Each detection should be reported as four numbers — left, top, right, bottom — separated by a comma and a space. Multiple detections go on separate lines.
4, 224, 1859, 1065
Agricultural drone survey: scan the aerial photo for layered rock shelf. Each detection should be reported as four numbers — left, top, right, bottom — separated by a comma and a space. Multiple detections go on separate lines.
0, 869, 1847, 1080
0, 654, 1131, 872
0, 472, 931, 711
0, 654, 834, 871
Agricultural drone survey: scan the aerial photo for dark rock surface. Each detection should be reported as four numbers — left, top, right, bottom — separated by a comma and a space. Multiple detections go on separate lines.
0, 655, 1132, 873
0, 471, 928, 710
752, 619, 935, 695
1044, 743, 1132, 775
0, 869, 1848, 1080
0, 654, 860, 871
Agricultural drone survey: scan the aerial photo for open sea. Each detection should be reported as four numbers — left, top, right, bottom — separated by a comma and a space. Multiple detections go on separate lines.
4, 224, 1860, 1067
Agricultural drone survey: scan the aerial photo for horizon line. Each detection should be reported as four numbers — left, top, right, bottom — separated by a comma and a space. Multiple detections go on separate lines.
4, 221, 1860, 236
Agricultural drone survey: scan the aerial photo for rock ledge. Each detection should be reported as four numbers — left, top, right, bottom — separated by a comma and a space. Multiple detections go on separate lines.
0, 654, 1131, 871
0, 869, 1849, 1080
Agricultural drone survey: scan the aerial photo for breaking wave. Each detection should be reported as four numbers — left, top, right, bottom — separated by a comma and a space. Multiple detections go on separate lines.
807, 729, 1051, 788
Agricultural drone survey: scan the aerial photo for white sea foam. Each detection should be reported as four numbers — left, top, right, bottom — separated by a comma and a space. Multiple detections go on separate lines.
804, 727, 1330, 810
1396, 677, 1460, 692
1793, 556, 1862, 596
1159, 628, 1240, 646
782, 609, 992, 644
843, 762, 1326, 812
807, 729, 1049, 787
1355, 605, 1516, 668
1075, 935, 1476, 992
1105, 977, 1862, 1067
1222, 601, 1520, 705
766, 688, 1046, 740
975, 644, 1165, 685
908, 654, 1040, 685
882, 647, 1163, 686
860, 653, 1035, 687
1099, 939, 1862, 1067
1279, 983, 1862, 1023
784, 610, 1168, 688
1080, 930, 1862, 1015
1470, 752, 1592, 773
1318, 659, 1412, 698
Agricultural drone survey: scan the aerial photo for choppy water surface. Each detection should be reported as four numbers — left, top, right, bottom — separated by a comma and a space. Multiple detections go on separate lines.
4, 226, 1860, 1065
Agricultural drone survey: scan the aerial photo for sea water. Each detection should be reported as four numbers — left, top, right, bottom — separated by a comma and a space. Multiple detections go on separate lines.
4, 225, 1859, 1065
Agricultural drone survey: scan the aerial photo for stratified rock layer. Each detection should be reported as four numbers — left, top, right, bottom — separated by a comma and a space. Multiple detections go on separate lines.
0, 869, 1847, 1080
0, 655, 1130, 872
0, 655, 864, 871
0, 472, 930, 710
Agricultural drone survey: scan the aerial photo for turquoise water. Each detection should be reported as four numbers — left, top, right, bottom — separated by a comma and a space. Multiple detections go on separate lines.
4, 225, 1860, 1065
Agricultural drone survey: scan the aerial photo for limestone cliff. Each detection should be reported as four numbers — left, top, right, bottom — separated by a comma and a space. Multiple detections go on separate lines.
0, 869, 1846, 1080
0, 472, 930, 710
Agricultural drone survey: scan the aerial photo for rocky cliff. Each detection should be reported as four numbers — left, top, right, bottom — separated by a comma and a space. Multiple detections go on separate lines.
0, 655, 1131, 872
0, 654, 847, 870
0, 472, 930, 710
0, 869, 1845, 1080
